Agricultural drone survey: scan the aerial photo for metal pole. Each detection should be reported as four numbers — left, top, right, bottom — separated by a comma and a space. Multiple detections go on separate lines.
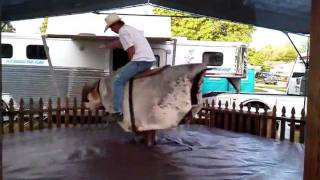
303, 36, 310, 110
283, 31, 309, 110
283, 31, 308, 67
41, 35, 61, 97
172, 39, 177, 65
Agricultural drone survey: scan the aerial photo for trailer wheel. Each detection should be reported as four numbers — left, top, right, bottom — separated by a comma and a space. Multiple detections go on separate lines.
244, 102, 270, 110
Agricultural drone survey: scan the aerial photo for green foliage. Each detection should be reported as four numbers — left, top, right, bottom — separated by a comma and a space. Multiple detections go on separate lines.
248, 44, 297, 66
261, 64, 271, 72
248, 48, 263, 65
153, 7, 297, 67
40, 17, 48, 34
1, 22, 16, 32
153, 7, 254, 43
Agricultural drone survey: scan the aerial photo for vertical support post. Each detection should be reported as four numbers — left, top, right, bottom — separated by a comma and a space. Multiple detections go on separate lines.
304, 0, 320, 179
0, 3, 4, 180
0, 12, 3, 180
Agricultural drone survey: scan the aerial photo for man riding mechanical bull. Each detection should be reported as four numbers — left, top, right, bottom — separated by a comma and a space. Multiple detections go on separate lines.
82, 13, 206, 146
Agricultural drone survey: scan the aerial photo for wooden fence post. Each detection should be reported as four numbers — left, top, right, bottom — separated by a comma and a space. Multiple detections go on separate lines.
64, 97, 69, 128
217, 100, 222, 128
73, 97, 77, 127
88, 109, 92, 125
231, 102, 236, 132
48, 98, 52, 129
80, 101, 85, 125
0, 100, 3, 135
300, 108, 305, 143
271, 106, 277, 139
246, 104, 252, 134
29, 98, 34, 131
39, 98, 44, 130
254, 104, 260, 136
238, 103, 244, 132
289, 107, 296, 142
56, 97, 61, 128
280, 106, 286, 141
197, 108, 203, 124
19, 99, 24, 132
261, 106, 268, 137
95, 109, 99, 125
223, 101, 229, 130
8, 99, 15, 133
210, 99, 215, 128
204, 99, 210, 126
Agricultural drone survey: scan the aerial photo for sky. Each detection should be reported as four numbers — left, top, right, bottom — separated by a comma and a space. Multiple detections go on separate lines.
249, 27, 309, 50
10, 17, 309, 51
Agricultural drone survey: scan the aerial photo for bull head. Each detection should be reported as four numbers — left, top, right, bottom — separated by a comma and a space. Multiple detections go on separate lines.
82, 80, 103, 111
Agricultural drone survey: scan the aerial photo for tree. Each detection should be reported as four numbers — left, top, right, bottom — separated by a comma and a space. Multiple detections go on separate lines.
1, 22, 16, 32
261, 64, 271, 72
248, 44, 297, 66
153, 7, 255, 43
248, 48, 264, 65
40, 17, 48, 34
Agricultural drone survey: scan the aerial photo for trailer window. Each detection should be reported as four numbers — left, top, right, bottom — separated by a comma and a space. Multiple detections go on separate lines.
203, 52, 223, 66
1, 44, 13, 58
152, 55, 160, 68
26, 45, 47, 59
292, 72, 305, 78
112, 48, 130, 71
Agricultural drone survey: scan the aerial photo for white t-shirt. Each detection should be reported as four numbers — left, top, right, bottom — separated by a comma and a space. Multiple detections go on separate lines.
118, 25, 155, 62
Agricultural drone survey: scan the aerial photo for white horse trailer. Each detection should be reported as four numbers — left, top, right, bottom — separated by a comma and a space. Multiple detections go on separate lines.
1, 33, 173, 107
174, 37, 248, 91
1, 33, 247, 108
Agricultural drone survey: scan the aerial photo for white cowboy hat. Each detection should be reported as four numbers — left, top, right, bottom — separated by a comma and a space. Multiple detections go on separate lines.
104, 13, 121, 32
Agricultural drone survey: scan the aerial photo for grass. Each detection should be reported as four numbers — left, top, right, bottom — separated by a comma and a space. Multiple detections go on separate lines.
254, 87, 268, 92
255, 82, 287, 93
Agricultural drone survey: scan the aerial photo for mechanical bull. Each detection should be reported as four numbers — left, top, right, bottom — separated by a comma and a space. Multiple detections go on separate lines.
82, 63, 206, 146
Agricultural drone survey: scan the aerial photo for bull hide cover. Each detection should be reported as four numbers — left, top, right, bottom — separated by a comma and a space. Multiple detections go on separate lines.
99, 63, 206, 132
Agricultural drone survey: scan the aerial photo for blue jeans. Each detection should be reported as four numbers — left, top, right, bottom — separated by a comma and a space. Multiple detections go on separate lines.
113, 61, 153, 113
